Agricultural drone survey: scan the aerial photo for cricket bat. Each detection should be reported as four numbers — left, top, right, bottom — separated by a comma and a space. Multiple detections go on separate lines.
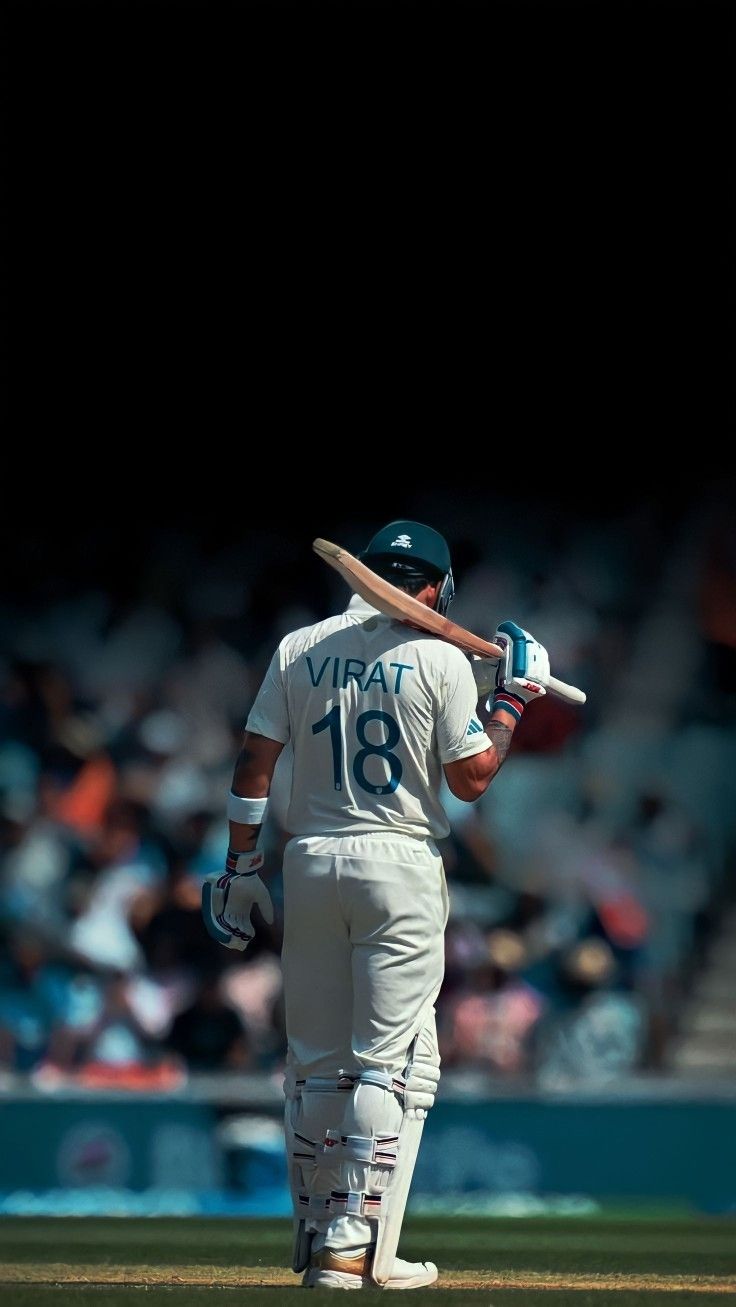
313, 537, 587, 706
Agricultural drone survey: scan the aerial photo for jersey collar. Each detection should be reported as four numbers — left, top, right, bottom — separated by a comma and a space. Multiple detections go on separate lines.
346, 593, 384, 618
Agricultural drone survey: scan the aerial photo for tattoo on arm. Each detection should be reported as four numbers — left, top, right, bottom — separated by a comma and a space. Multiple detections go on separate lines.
486, 721, 513, 767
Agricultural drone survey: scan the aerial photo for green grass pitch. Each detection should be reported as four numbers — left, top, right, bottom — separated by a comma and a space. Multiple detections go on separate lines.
1, 1214, 735, 1304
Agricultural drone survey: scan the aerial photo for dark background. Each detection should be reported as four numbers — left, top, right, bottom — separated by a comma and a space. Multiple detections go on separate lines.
4, 0, 734, 588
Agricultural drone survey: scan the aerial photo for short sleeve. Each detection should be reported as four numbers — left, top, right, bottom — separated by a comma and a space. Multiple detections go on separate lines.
245, 646, 290, 745
435, 651, 491, 764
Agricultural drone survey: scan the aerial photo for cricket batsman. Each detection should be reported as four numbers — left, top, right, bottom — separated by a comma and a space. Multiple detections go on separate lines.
202, 519, 552, 1288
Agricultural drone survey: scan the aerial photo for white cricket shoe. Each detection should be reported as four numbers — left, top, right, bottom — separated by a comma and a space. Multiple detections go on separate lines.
304, 1247, 438, 1290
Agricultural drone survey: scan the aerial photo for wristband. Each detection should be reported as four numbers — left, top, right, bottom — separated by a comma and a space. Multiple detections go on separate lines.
224, 847, 265, 877
492, 689, 526, 722
227, 791, 268, 825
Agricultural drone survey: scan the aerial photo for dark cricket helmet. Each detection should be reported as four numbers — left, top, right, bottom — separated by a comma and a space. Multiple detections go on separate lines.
359, 519, 455, 616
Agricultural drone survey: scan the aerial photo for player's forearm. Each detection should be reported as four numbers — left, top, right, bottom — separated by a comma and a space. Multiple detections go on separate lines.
228, 818, 262, 854
229, 731, 280, 853
229, 748, 267, 852
204, 730, 280, 953
444, 707, 518, 801
474, 705, 517, 785
484, 710, 516, 768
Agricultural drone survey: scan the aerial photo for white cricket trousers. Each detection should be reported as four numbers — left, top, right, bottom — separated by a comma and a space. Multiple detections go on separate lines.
282, 831, 449, 1077
281, 832, 449, 1253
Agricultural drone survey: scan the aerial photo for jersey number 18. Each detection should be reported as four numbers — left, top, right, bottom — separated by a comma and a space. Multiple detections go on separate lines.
311, 707, 403, 796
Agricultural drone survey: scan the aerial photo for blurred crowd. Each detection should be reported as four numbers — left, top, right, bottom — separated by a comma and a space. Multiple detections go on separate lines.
1, 492, 735, 1092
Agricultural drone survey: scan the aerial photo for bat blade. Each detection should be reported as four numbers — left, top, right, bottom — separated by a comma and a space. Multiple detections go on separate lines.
313, 537, 503, 658
313, 537, 587, 706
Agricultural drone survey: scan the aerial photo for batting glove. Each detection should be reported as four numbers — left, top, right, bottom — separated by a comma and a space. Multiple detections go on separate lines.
492, 620, 549, 720
202, 849, 274, 951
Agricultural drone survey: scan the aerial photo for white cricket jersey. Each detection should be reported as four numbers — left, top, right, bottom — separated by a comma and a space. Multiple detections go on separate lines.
245, 595, 492, 841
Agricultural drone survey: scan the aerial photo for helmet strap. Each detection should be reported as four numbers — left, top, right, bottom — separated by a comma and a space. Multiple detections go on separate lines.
435, 570, 455, 617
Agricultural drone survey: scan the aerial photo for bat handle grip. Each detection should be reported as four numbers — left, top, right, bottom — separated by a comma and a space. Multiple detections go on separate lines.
547, 675, 587, 705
